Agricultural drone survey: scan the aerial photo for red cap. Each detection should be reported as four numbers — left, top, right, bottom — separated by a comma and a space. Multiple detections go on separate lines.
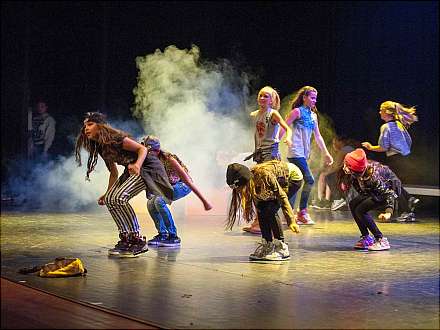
344, 148, 367, 173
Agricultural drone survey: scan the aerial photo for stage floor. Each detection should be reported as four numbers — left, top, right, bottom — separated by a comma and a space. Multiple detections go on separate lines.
1, 209, 439, 329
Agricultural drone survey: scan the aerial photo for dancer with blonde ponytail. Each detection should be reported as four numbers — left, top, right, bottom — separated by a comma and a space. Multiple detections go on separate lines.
242, 86, 293, 234
362, 101, 419, 222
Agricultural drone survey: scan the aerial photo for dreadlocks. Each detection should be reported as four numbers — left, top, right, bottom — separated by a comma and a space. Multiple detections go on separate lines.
75, 123, 130, 180
226, 180, 256, 230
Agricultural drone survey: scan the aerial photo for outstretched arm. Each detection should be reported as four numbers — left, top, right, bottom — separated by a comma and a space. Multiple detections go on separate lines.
169, 157, 213, 210
361, 142, 386, 152
313, 120, 333, 166
363, 124, 388, 153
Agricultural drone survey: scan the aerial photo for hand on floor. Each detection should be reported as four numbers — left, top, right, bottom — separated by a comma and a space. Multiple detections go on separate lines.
289, 223, 300, 234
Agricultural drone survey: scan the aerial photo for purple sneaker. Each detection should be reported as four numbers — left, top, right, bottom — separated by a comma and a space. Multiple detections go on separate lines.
354, 235, 374, 250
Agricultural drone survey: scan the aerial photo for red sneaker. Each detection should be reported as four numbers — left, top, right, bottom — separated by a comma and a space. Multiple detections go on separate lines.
296, 209, 315, 225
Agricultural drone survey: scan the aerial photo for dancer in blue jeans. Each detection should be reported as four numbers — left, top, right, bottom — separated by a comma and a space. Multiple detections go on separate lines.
280, 86, 333, 225
142, 136, 213, 246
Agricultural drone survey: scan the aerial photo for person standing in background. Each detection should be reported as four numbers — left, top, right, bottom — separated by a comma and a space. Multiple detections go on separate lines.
31, 100, 56, 160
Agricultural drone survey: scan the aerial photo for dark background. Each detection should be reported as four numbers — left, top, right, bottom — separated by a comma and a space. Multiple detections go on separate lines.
1, 1, 438, 185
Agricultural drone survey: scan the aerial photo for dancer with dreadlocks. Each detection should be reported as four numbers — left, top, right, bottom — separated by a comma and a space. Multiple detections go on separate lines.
361, 101, 419, 222
226, 160, 303, 261
75, 112, 173, 257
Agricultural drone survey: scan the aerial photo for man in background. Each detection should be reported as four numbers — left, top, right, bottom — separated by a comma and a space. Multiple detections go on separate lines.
31, 100, 56, 160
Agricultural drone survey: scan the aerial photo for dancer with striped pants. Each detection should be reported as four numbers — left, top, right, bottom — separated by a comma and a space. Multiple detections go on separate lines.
75, 112, 173, 257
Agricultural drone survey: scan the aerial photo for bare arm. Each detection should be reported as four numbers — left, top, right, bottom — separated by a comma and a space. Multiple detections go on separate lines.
169, 157, 213, 210
122, 137, 148, 175
279, 108, 300, 139
271, 110, 292, 147
361, 142, 386, 152
313, 120, 333, 166
363, 124, 389, 153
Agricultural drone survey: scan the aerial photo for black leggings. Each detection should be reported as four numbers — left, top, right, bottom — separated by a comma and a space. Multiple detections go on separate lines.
385, 154, 413, 214
349, 194, 386, 239
256, 180, 302, 242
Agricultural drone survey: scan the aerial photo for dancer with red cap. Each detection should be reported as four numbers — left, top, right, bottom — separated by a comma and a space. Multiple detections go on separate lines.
341, 148, 401, 251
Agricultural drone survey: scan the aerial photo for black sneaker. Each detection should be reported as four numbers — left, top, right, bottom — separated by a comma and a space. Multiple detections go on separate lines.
119, 236, 148, 257
147, 234, 168, 246
159, 235, 181, 247
108, 233, 130, 256
408, 197, 420, 212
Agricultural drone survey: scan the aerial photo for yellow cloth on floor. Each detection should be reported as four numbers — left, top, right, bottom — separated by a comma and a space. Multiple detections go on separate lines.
39, 258, 86, 278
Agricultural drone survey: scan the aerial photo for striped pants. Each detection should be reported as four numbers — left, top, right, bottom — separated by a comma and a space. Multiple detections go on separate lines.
104, 173, 146, 234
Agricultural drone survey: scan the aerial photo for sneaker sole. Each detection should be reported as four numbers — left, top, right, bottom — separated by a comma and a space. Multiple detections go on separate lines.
108, 249, 126, 256
265, 256, 290, 261
118, 253, 138, 258
158, 243, 181, 247
368, 247, 390, 251
119, 247, 149, 258
250, 257, 290, 262
331, 204, 346, 211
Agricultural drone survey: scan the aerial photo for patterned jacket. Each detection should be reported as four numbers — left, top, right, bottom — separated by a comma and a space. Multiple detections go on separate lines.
251, 160, 302, 225
350, 160, 400, 213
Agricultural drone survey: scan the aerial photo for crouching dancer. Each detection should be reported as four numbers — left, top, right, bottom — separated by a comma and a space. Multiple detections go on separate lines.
226, 160, 303, 261
142, 135, 213, 247
342, 148, 397, 251
75, 112, 173, 257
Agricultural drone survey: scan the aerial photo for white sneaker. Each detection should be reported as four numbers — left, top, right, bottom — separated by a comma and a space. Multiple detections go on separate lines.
271, 239, 290, 260
368, 237, 390, 251
397, 212, 416, 222
331, 198, 347, 211
249, 239, 269, 260
262, 241, 283, 261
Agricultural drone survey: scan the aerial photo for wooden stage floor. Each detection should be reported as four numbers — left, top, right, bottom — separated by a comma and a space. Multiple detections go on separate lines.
1, 207, 439, 329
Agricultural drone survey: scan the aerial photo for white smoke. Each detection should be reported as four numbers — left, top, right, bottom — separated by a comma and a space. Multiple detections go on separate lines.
132, 45, 255, 189
4, 45, 256, 212
4, 152, 109, 211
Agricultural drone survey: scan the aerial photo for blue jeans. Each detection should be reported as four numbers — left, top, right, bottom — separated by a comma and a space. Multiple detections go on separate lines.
147, 181, 191, 237
287, 157, 315, 210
